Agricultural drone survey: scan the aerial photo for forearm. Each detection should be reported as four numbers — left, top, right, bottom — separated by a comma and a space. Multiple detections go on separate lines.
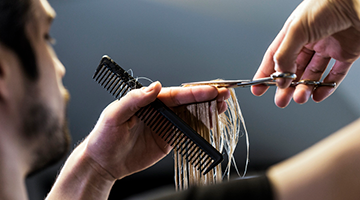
267, 118, 360, 200
46, 140, 115, 200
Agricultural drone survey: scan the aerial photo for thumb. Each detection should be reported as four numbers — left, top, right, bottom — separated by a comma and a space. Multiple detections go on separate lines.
102, 81, 162, 124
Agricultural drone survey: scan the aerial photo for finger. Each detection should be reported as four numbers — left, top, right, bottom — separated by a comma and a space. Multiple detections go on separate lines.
217, 101, 228, 114
158, 86, 229, 107
313, 60, 352, 102
252, 4, 304, 96
273, 0, 309, 88
274, 20, 308, 88
216, 87, 231, 114
293, 53, 331, 104
216, 87, 231, 102
295, 47, 315, 78
288, 48, 314, 103
251, 28, 287, 96
104, 81, 162, 124
274, 87, 295, 108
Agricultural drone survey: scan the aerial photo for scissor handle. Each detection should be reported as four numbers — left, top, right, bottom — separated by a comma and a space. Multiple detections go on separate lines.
292, 80, 336, 87
264, 80, 336, 87
268, 73, 336, 87
271, 72, 297, 80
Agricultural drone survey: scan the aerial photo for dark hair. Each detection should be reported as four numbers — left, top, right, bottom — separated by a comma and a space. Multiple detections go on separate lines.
0, 0, 38, 80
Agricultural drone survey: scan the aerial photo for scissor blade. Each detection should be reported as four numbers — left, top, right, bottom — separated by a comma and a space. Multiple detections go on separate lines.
235, 77, 274, 87
181, 80, 252, 88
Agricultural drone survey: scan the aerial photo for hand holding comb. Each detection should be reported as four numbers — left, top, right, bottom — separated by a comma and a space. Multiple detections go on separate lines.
93, 55, 223, 174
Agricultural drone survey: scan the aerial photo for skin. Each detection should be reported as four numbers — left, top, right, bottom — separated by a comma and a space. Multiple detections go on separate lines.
0, 0, 230, 199
267, 118, 360, 200
47, 82, 230, 200
251, 0, 360, 199
0, 0, 68, 199
7, 0, 360, 199
251, 0, 360, 108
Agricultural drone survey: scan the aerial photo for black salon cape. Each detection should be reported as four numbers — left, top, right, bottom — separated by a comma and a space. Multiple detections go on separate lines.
154, 175, 273, 200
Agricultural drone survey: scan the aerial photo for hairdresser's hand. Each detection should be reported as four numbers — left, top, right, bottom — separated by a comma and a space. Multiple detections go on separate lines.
85, 81, 229, 181
251, 0, 360, 108
47, 82, 229, 200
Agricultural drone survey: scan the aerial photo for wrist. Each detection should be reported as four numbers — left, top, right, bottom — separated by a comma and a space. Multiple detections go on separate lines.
46, 141, 115, 200
80, 140, 118, 182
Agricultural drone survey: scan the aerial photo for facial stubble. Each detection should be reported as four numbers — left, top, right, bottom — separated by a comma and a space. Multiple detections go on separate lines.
23, 88, 71, 177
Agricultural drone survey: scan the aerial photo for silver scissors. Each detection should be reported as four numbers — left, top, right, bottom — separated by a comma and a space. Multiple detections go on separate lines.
181, 72, 336, 88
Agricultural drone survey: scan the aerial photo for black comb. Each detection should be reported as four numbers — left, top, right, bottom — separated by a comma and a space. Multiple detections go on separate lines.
93, 55, 223, 174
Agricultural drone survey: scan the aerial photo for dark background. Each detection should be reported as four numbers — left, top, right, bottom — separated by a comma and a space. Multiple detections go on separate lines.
26, 0, 360, 199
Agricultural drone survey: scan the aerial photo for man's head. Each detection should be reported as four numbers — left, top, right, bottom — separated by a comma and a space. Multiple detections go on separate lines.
0, 0, 70, 176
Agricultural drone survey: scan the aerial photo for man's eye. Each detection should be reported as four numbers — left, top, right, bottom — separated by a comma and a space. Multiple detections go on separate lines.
44, 33, 56, 45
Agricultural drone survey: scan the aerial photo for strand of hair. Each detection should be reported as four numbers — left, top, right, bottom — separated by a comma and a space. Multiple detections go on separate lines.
164, 128, 177, 142
169, 131, 184, 146
171, 134, 186, 147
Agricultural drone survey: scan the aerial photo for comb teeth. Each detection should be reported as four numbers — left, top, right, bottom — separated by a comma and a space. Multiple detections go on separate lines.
134, 99, 222, 174
93, 56, 142, 99
93, 55, 223, 175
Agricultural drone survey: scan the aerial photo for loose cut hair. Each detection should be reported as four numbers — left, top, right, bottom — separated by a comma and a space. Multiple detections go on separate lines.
173, 87, 249, 190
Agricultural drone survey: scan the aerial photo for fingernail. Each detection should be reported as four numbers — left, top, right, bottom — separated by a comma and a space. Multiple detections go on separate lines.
143, 82, 157, 92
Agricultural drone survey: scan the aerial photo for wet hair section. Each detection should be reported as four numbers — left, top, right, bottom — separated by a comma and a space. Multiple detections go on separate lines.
173, 87, 249, 190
